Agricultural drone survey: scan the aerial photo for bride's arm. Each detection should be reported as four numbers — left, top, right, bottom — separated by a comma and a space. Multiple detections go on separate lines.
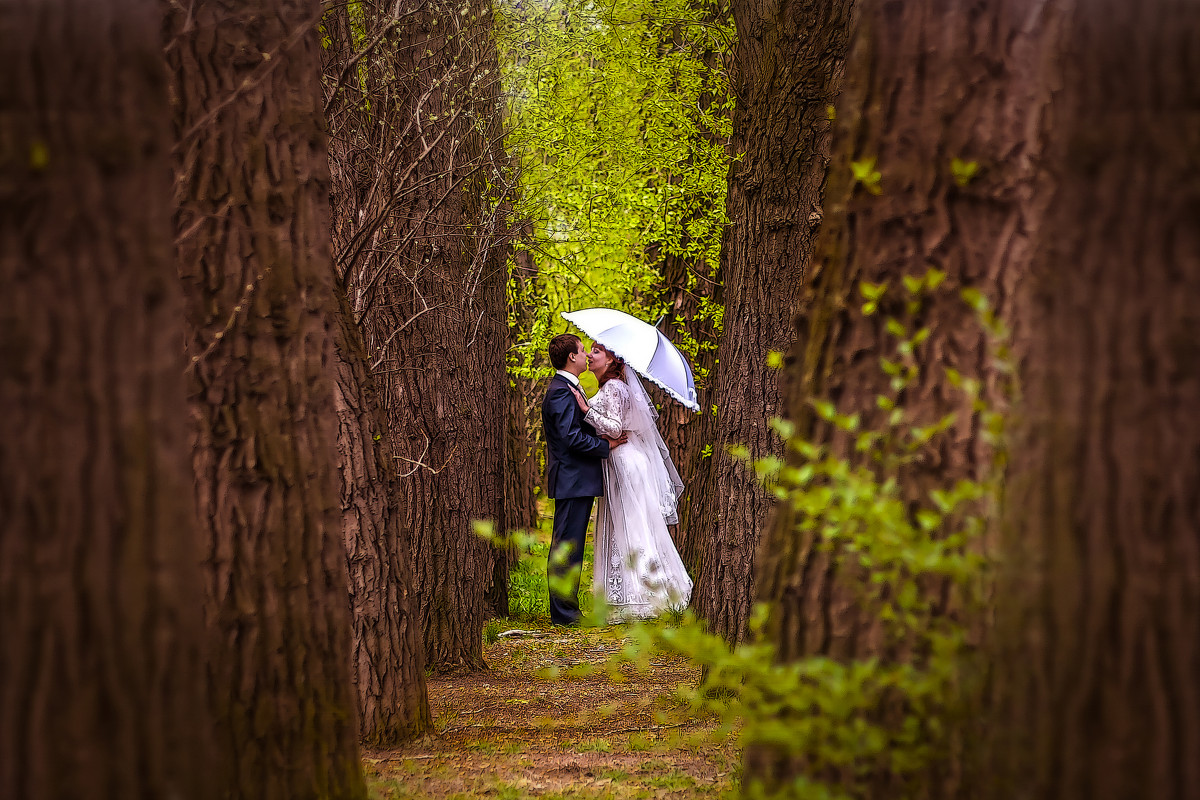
584, 382, 626, 438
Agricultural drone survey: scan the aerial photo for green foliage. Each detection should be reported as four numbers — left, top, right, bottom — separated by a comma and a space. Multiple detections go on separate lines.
479, 512, 596, 621
850, 157, 883, 195
498, 0, 733, 382
949, 157, 979, 187
603, 273, 1008, 798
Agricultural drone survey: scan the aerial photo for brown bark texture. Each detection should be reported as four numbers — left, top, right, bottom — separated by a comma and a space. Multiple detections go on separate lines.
331, 281, 432, 744
985, 1, 1200, 798
747, 0, 1046, 793
321, 6, 433, 743
0, 2, 215, 797
690, 0, 855, 645
324, 0, 511, 671
755, 0, 1040, 665
168, 2, 366, 797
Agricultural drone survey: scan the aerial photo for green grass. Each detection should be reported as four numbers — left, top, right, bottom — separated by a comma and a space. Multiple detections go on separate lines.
507, 505, 596, 622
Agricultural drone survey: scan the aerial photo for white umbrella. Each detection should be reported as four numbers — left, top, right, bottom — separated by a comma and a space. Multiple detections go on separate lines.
561, 307, 700, 412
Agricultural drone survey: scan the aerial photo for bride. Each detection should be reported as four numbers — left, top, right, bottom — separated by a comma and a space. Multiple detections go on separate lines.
570, 342, 693, 619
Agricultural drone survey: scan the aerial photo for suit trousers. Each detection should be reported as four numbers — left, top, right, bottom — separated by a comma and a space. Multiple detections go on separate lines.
548, 496, 595, 625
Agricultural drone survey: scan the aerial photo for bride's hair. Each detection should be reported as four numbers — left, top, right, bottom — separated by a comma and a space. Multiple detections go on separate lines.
595, 344, 625, 385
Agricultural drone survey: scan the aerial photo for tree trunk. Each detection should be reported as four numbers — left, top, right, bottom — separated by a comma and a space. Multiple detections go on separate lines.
168, 2, 366, 797
331, 281, 432, 744
690, 0, 855, 645
984, 2, 1200, 797
494, 244, 543, 617
756, 0, 1040, 663
0, 2, 215, 797
321, 3, 433, 742
648, 3, 729, 573
747, 0, 1046, 793
652, 250, 721, 574
327, 0, 511, 671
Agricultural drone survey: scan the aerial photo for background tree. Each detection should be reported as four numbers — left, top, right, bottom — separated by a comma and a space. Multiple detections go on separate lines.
644, 0, 730, 572
168, 1, 366, 796
0, 1, 215, 796
498, 0, 733, 578
984, 0, 1200, 796
689, 0, 855, 645
322, 2, 433, 743
325, 0, 512, 671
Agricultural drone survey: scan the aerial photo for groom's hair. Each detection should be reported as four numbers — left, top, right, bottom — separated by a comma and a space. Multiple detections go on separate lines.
548, 333, 581, 370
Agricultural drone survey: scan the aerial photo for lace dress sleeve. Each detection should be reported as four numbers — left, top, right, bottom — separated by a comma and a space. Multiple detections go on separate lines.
585, 381, 627, 437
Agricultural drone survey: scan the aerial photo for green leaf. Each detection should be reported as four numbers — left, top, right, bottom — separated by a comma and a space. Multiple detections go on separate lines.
950, 157, 979, 187
851, 157, 883, 195
961, 288, 989, 313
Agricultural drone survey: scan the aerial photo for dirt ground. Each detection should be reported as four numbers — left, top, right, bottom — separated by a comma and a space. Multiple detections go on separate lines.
363, 622, 738, 799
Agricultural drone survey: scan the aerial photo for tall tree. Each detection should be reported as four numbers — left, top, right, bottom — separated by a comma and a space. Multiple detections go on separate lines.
984, 1, 1200, 797
747, 0, 1044, 792
690, 0, 855, 644
331, 281, 432, 744
647, 1, 729, 572
168, 1, 366, 796
496, 238, 544, 616
0, 1, 215, 797
324, 0, 511, 671
322, 4, 433, 744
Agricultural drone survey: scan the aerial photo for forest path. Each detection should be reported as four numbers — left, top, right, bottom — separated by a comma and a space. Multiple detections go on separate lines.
363, 622, 737, 799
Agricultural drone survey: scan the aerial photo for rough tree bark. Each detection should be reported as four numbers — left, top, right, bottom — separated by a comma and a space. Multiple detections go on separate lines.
325, 0, 511, 671
755, 0, 1041, 666
0, 2, 215, 797
168, 2, 366, 797
984, 2, 1200, 798
331, 281, 432, 744
322, 3, 433, 744
690, 0, 855, 644
746, 0, 1048, 794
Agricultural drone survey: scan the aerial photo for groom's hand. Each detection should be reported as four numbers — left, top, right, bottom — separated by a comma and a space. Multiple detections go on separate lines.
603, 433, 629, 449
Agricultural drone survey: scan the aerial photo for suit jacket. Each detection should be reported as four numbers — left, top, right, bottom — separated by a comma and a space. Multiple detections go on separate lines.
542, 374, 610, 499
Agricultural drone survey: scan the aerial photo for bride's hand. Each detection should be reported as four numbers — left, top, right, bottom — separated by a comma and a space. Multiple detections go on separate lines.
570, 386, 589, 412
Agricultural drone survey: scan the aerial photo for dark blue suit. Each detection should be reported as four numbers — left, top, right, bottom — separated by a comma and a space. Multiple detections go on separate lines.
542, 373, 610, 624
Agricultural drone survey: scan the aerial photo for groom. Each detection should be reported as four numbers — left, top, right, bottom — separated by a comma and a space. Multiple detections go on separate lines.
542, 333, 625, 625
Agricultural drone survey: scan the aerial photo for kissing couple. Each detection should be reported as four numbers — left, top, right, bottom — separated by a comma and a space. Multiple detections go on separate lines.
540, 332, 693, 625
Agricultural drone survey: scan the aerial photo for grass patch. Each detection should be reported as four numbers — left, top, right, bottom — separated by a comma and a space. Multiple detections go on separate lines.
506, 504, 595, 622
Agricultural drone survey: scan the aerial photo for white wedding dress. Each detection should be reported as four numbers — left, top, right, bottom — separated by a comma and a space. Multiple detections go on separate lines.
585, 370, 693, 620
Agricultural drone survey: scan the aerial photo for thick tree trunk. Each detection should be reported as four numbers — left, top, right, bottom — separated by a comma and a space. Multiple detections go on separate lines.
328, 0, 510, 671
747, 0, 1045, 793
755, 0, 1040, 663
0, 2, 215, 797
322, 3, 433, 742
985, 2, 1200, 798
331, 282, 432, 744
690, 0, 855, 644
168, 2, 366, 797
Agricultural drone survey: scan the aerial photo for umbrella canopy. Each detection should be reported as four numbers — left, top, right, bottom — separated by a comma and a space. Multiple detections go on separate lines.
561, 307, 700, 412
